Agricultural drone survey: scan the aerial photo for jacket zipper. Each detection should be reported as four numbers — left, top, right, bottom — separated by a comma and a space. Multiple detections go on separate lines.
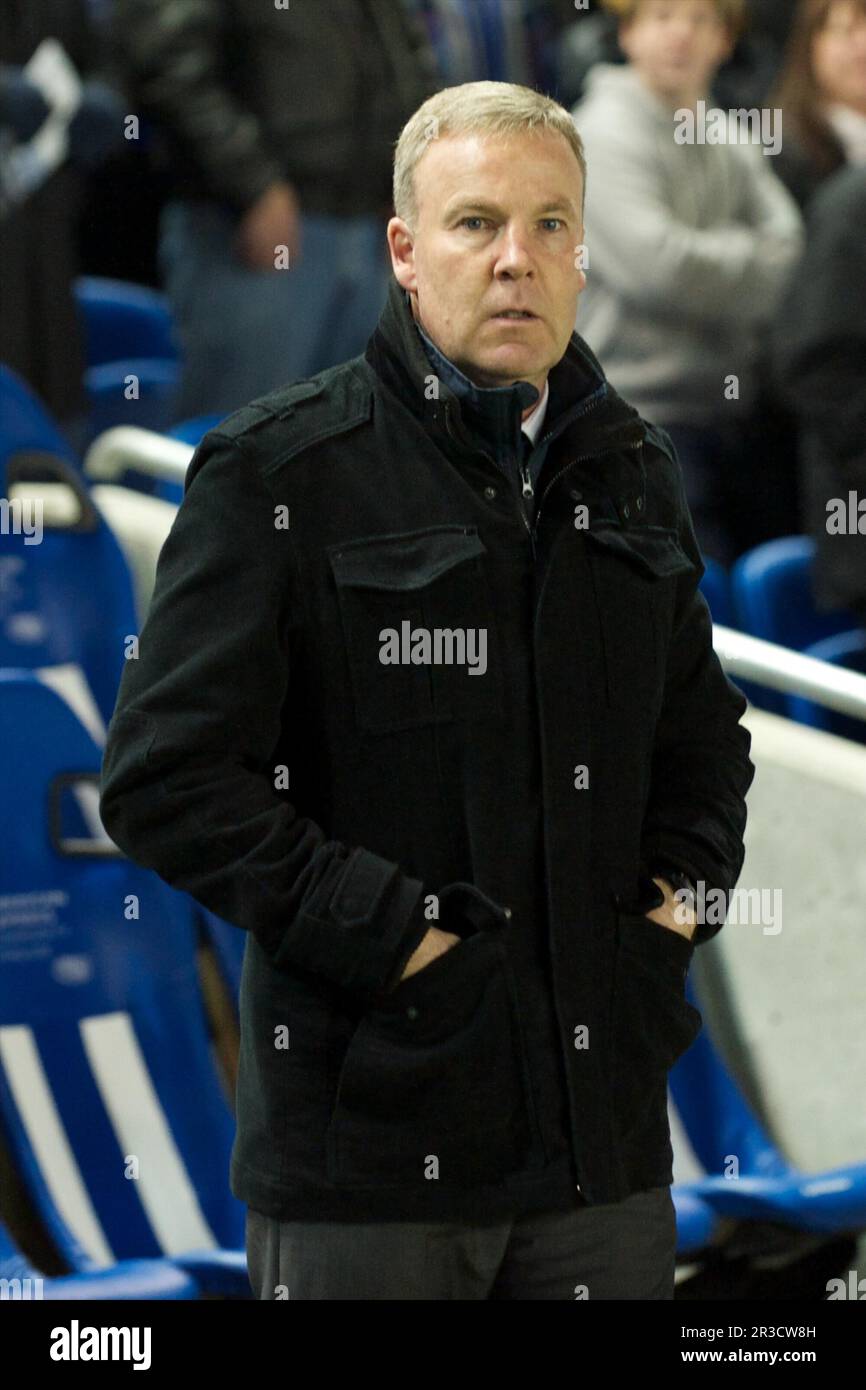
444, 401, 643, 1197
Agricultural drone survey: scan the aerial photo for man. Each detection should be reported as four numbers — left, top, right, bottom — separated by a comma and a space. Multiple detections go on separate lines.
573, 0, 803, 564
99, 81, 754, 1301
109, 0, 439, 420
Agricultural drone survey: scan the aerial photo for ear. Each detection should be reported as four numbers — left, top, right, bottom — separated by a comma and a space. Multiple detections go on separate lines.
387, 217, 417, 293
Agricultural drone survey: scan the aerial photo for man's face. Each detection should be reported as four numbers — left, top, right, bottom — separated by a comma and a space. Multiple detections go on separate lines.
387, 130, 586, 395
619, 0, 734, 102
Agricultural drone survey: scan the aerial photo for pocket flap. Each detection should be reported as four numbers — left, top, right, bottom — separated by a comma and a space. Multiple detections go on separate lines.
586, 523, 695, 580
328, 527, 486, 592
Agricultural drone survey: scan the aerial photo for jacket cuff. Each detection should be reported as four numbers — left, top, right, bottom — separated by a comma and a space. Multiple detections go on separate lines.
640, 837, 735, 945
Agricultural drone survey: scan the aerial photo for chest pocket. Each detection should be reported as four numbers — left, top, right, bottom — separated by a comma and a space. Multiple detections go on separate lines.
584, 522, 696, 711
328, 526, 503, 736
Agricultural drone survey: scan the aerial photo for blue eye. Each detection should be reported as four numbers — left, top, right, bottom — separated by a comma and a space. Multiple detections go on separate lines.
460, 217, 487, 230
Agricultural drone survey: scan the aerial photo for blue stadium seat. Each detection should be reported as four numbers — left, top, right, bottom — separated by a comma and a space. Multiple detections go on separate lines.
167, 415, 226, 447
731, 537, 861, 713
670, 973, 866, 1239
0, 1217, 199, 1300
74, 277, 178, 366
73, 278, 181, 446
0, 363, 80, 473
787, 630, 866, 745
0, 444, 138, 729
732, 536, 858, 651
83, 358, 180, 444
0, 673, 251, 1298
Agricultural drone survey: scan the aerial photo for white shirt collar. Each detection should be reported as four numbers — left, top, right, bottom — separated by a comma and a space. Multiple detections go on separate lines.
825, 103, 866, 165
521, 378, 550, 445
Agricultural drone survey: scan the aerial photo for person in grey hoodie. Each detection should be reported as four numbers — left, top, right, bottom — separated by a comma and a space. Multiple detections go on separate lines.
572, 0, 803, 564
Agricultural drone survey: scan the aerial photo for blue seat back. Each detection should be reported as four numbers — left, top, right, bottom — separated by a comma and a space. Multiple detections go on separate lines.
0, 674, 244, 1267
731, 537, 860, 713
0, 442, 138, 727
0, 364, 80, 472
74, 277, 178, 366
167, 415, 226, 447
732, 537, 857, 651
788, 630, 866, 744
82, 359, 180, 447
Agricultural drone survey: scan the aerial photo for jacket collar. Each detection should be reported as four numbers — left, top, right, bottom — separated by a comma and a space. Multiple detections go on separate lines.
364, 276, 647, 481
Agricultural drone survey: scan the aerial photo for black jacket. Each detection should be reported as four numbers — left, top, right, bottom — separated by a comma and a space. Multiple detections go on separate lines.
773, 166, 866, 624
99, 274, 754, 1221
110, 0, 440, 216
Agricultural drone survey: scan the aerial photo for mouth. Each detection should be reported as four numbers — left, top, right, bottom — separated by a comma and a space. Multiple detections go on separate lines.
490, 310, 539, 322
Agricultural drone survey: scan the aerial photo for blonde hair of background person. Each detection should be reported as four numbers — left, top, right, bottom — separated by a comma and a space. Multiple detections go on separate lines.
600, 0, 747, 36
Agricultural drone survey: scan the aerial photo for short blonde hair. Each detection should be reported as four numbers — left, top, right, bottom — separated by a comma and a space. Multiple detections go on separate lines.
601, 0, 747, 36
393, 81, 587, 230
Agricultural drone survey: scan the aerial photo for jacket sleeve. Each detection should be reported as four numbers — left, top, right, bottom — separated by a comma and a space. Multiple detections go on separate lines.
638, 431, 756, 945
98, 430, 432, 999
110, 0, 284, 212
577, 120, 803, 327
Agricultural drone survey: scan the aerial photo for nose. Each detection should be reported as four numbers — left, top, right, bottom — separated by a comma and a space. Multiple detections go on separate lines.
493, 222, 534, 276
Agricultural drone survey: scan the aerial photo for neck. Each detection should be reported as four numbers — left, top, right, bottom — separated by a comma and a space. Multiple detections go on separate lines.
410, 290, 548, 414
636, 68, 709, 113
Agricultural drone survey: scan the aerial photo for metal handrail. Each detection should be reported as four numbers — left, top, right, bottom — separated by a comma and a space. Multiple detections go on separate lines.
81, 432, 866, 724
714, 626, 866, 723
84, 427, 193, 486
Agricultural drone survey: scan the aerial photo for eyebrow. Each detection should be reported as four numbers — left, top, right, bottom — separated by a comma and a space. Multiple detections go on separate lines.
445, 199, 576, 220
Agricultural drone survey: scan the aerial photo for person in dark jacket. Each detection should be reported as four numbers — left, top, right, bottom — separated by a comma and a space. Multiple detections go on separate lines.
99, 80, 754, 1300
772, 165, 866, 626
772, 0, 866, 211
0, 0, 124, 446
110, 0, 440, 422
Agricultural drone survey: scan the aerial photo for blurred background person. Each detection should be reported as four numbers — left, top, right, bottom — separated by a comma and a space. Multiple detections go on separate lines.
773, 0, 866, 210
558, 0, 797, 110
773, 166, 866, 629
572, 0, 804, 565
409, 0, 573, 96
110, 0, 440, 423
0, 0, 124, 450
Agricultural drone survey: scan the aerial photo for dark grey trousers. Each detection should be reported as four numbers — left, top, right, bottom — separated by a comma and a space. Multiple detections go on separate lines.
245, 1186, 677, 1300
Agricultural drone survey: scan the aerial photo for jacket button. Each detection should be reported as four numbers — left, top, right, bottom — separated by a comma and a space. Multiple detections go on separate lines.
636, 497, 643, 511
503, 906, 512, 919
623, 505, 630, 520
483, 485, 496, 500
406, 1005, 419, 1020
